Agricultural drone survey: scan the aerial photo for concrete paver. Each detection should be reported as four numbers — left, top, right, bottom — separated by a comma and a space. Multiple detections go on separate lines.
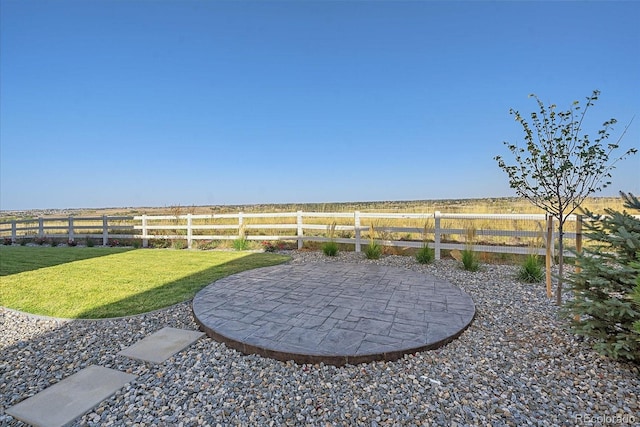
6, 365, 136, 427
193, 262, 475, 365
117, 327, 204, 364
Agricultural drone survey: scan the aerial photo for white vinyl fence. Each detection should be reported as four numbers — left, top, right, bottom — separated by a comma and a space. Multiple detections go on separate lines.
0, 211, 582, 260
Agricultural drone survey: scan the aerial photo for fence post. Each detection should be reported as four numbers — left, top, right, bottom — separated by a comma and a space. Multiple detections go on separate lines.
142, 215, 148, 248
238, 212, 244, 238
187, 214, 193, 249
434, 211, 441, 260
38, 217, 44, 238
575, 214, 582, 274
297, 211, 303, 249
354, 211, 361, 253
68, 216, 74, 243
12, 220, 17, 243
102, 215, 109, 246
545, 214, 553, 298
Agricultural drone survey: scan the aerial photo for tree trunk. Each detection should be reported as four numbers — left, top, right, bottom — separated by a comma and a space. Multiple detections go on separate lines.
556, 221, 564, 306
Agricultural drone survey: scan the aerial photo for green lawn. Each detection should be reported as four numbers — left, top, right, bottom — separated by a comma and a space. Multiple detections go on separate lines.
0, 246, 289, 319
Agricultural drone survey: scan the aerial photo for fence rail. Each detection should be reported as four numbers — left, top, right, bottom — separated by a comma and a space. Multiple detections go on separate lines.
0, 211, 588, 260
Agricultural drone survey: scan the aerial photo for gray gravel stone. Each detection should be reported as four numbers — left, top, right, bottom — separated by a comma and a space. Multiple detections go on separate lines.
1, 250, 639, 426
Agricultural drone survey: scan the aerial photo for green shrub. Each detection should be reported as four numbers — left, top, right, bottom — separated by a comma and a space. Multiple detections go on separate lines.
461, 248, 479, 272
364, 242, 382, 260
50, 239, 58, 247
322, 241, 338, 257
233, 237, 250, 251
19, 238, 27, 246
518, 254, 544, 282
86, 237, 95, 247
195, 240, 217, 250
563, 192, 640, 363
172, 239, 187, 250
415, 245, 434, 264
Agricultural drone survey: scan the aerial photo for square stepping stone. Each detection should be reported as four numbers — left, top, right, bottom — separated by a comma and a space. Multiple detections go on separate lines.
6, 365, 136, 427
117, 327, 204, 363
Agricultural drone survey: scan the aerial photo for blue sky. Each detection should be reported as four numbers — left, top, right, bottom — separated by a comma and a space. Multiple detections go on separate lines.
1, 0, 638, 210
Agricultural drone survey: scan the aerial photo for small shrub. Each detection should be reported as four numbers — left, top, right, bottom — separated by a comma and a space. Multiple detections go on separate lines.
109, 239, 120, 247
461, 249, 479, 272
34, 236, 47, 246
416, 245, 435, 264
3, 237, 12, 246
233, 237, 250, 251
518, 254, 544, 282
132, 240, 142, 249
195, 240, 217, 250
19, 238, 27, 246
322, 241, 339, 257
86, 237, 95, 247
364, 242, 382, 260
50, 239, 58, 247
172, 239, 187, 250
262, 241, 277, 252
150, 239, 170, 249
563, 192, 640, 362
67, 239, 78, 247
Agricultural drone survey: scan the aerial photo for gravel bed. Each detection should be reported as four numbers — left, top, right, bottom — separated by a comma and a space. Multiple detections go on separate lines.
1, 251, 638, 426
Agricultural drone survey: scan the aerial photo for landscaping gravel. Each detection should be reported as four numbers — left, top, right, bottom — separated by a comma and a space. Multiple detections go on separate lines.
1, 251, 638, 426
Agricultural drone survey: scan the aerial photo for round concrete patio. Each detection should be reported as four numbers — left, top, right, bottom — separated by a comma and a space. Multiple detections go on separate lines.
192, 262, 475, 365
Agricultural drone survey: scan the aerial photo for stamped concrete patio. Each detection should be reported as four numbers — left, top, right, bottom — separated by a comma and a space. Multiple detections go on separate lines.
193, 262, 475, 365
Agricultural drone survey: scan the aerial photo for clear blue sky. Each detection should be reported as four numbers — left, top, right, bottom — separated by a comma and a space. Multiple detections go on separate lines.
1, 0, 638, 210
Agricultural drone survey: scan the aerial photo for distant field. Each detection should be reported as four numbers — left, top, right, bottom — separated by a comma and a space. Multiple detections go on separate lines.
0, 196, 628, 221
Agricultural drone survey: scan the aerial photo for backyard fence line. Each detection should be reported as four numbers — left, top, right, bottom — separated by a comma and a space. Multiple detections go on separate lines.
1, 211, 586, 260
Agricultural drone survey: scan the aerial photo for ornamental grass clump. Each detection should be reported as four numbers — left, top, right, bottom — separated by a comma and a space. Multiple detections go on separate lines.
416, 245, 434, 264
518, 254, 544, 283
461, 224, 479, 272
322, 241, 339, 257
322, 222, 339, 257
416, 222, 434, 264
233, 224, 250, 251
461, 249, 479, 272
364, 225, 382, 260
232, 237, 250, 251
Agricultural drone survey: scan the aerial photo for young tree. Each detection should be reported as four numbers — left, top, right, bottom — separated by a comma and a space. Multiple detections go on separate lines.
495, 90, 636, 305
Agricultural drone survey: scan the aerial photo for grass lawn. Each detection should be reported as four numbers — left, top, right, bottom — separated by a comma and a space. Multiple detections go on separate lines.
0, 246, 289, 319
